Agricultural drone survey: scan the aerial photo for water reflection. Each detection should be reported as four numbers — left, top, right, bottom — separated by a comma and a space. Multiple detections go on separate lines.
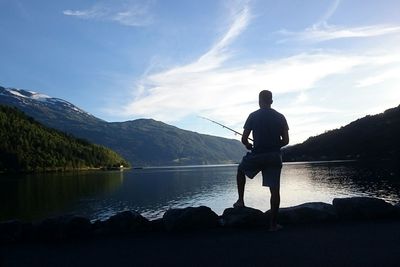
0, 161, 399, 221
280, 161, 400, 208
0, 171, 123, 221
83, 166, 239, 220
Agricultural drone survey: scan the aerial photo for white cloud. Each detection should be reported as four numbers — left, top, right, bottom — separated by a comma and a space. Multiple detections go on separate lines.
316, 0, 341, 25
294, 91, 308, 104
63, 10, 93, 17
118, 2, 400, 133
63, 0, 153, 27
122, 48, 365, 124
278, 0, 400, 44
281, 106, 341, 116
103, 1, 400, 145
356, 67, 400, 87
279, 23, 400, 43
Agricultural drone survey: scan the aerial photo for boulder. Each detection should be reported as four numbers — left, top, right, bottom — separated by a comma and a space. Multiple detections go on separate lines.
0, 220, 32, 243
34, 216, 67, 241
92, 219, 108, 236
333, 197, 395, 220
34, 215, 93, 241
64, 216, 92, 238
163, 206, 219, 232
104, 210, 149, 233
394, 203, 400, 219
274, 202, 337, 224
148, 218, 165, 232
221, 207, 267, 228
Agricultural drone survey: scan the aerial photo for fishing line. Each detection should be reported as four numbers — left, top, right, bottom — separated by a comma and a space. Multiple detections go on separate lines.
199, 116, 253, 141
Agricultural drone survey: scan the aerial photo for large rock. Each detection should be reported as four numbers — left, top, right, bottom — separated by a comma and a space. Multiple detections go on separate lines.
34, 216, 67, 241
275, 202, 337, 224
104, 210, 149, 233
92, 219, 107, 236
163, 206, 219, 232
148, 218, 165, 232
0, 220, 32, 243
64, 216, 92, 238
221, 207, 267, 228
394, 203, 400, 219
33, 215, 93, 241
333, 197, 395, 220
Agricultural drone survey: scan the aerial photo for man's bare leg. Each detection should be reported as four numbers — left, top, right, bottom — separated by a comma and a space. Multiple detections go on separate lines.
269, 187, 281, 230
234, 169, 246, 207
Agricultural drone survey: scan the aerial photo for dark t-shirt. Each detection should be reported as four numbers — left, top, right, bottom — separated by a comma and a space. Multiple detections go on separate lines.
243, 107, 289, 154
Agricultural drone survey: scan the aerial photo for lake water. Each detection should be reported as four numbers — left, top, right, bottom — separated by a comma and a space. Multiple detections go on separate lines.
1, 161, 399, 222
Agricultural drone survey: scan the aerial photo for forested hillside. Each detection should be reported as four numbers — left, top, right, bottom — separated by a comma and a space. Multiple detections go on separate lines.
0, 86, 246, 166
283, 105, 400, 162
0, 105, 129, 172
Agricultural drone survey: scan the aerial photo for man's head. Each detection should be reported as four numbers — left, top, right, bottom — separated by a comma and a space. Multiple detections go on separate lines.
259, 90, 273, 108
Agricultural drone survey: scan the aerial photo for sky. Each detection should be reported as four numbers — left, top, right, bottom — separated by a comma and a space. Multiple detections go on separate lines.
1, 0, 400, 144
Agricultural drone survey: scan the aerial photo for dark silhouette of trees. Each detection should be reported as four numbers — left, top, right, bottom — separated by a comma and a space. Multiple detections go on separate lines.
283, 105, 400, 162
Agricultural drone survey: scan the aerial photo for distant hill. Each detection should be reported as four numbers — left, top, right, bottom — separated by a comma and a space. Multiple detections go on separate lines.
283, 105, 400, 162
0, 86, 246, 166
0, 105, 129, 172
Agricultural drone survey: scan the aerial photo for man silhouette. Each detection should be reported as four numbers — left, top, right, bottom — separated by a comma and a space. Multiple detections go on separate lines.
233, 90, 289, 231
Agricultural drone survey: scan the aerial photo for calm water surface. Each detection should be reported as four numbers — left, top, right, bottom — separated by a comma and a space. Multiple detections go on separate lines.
1, 161, 399, 222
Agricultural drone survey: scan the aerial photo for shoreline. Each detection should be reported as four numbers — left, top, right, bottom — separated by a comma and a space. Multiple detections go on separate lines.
2, 158, 397, 174
1, 197, 400, 266
1, 196, 399, 240
2, 220, 400, 266
0, 167, 130, 175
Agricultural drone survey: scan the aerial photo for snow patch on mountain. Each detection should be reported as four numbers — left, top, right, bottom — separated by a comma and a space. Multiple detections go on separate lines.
29, 91, 51, 101
8, 88, 52, 102
2, 87, 93, 117
8, 89, 27, 98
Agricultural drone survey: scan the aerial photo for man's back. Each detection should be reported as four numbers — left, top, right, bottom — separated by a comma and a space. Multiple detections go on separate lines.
235, 90, 289, 230
244, 107, 288, 154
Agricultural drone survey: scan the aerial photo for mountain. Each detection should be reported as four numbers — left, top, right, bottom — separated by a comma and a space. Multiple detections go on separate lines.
282, 105, 400, 162
0, 86, 104, 128
0, 105, 129, 172
0, 86, 246, 166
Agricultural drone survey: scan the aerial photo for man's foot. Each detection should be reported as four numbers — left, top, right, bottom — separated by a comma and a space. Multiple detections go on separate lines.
233, 200, 245, 208
269, 224, 283, 232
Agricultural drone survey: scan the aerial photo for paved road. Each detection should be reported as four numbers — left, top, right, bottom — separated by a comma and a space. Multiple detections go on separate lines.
1, 220, 400, 266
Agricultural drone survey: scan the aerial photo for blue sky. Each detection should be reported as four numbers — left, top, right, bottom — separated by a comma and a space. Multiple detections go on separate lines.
1, 0, 400, 144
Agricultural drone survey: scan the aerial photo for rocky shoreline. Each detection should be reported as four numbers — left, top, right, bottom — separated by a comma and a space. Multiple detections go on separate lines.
1, 197, 400, 243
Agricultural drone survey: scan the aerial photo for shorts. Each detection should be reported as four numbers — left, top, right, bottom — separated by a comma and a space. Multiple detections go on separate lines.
238, 151, 282, 188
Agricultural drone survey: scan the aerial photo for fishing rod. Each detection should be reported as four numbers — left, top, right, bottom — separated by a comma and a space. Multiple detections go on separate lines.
199, 116, 253, 142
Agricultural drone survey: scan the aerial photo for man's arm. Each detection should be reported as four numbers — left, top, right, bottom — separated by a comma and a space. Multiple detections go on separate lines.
280, 129, 289, 147
241, 129, 253, 150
